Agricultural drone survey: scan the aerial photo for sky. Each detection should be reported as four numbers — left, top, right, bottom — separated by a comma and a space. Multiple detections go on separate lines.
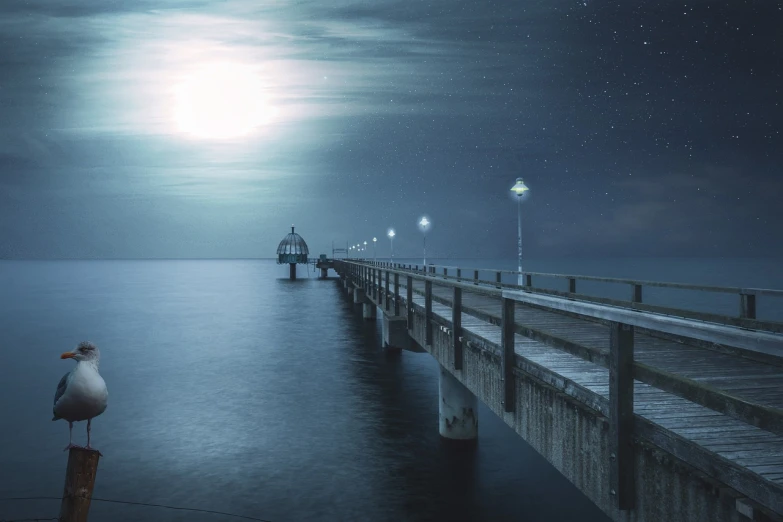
0, 0, 781, 260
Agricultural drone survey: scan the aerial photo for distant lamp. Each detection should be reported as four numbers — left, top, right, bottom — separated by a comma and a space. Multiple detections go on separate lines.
418, 216, 431, 267
510, 177, 530, 286
387, 229, 395, 262
372, 237, 377, 263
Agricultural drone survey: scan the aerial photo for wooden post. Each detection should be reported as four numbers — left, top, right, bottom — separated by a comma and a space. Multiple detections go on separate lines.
568, 277, 576, 294
385, 270, 390, 311
473, 269, 479, 285
456, 268, 462, 281
425, 279, 433, 346
394, 273, 400, 316
740, 293, 756, 319
501, 297, 516, 412
452, 286, 463, 370
443, 267, 448, 278
495, 271, 502, 288
525, 274, 532, 287
59, 448, 101, 522
631, 284, 643, 303
609, 321, 635, 510
406, 275, 413, 330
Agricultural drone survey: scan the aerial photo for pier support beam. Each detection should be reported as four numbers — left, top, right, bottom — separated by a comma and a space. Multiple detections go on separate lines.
363, 302, 377, 320
438, 364, 478, 447
320, 268, 328, 279
353, 288, 365, 304
382, 315, 408, 352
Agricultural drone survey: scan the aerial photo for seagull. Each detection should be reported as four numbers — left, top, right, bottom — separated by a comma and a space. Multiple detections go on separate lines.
52, 341, 109, 452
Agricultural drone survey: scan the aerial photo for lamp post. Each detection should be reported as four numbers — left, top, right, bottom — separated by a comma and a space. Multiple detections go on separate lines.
510, 178, 530, 286
418, 216, 430, 267
387, 229, 395, 263
372, 237, 377, 263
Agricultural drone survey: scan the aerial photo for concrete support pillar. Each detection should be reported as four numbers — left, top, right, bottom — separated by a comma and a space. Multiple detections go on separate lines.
362, 302, 377, 320
439, 365, 478, 447
353, 288, 365, 304
343, 278, 351, 289
382, 315, 408, 352
320, 268, 328, 279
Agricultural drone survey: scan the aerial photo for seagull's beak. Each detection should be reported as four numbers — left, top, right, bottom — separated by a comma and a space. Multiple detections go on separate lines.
60, 352, 76, 359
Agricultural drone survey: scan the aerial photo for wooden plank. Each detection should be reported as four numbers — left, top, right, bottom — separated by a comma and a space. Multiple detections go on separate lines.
425, 280, 433, 346
406, 276, 413, 330
385, 270, 390, 311
453, 286, 463, 370
610, 321, 635, 510
502, 297, 516, 412
394, 273, 400, 316
634, 362, 783, 437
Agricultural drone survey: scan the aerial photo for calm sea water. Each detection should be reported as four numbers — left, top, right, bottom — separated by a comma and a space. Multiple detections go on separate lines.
0, 258, 780, 521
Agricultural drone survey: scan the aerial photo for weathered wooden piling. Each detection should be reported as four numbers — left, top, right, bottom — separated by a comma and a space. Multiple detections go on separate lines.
59, 447, 101, 522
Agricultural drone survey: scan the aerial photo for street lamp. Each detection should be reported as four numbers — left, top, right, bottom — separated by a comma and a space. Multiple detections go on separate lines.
372, 237, 377, 263
387, 229, 395, 262
418, 216, 430, 267
510, 178, 530, 285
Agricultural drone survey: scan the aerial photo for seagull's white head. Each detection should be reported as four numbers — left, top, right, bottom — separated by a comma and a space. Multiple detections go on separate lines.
61, 341, 101, 364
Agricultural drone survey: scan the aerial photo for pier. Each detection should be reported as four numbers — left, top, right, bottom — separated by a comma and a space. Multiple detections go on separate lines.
333, 260, 783, 522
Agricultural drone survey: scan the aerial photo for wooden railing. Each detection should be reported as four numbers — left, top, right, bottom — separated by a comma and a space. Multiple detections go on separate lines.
336, 260, 783, 512
345, 259, 783, 334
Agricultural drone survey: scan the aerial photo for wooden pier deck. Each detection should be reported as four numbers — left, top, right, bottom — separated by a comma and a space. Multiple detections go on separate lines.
335, 260, 783, 522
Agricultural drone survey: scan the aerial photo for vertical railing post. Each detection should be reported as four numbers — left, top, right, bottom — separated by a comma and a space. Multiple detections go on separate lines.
568, 277, 576, 294
406, 276, 414, 330
474, 269, 479, 285
394, 273, 400, 316
495, 271, 502, 289
501, 297, 516, 412
425, 279, 433, 346
385, 270, 390, 311
452, 286, 463, 370
740, 293, 756, 319
525, 274, 532, 287
609, 321, 635, 511
374, 268, 378, 300
456, 268, 462, 281
631, 284, 643, 304
444, 267, 448, 278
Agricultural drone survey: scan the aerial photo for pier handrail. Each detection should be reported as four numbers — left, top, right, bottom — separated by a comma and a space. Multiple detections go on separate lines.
346, 259, 783, 333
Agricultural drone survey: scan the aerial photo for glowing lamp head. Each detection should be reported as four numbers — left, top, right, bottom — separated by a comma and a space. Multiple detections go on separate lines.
418, 216, 431, 233
510, 178, 530, 196
373, 237, 377, 243
388, 229, 395, 239
363, 241, 367, 246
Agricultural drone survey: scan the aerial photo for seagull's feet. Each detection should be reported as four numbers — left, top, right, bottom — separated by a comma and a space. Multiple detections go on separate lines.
63, 443, 84, 452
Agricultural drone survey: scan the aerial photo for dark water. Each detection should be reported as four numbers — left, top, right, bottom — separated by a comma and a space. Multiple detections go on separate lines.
1, 258, 779, 521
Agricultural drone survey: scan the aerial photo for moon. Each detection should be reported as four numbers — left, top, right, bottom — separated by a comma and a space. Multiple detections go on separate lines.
174, 63, 272, 140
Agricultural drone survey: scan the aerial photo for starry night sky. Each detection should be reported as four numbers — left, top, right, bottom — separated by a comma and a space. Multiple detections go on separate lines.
0, 1, 781, 259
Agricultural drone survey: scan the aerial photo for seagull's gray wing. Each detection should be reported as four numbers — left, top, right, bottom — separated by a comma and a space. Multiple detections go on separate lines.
52, 372, 71, 420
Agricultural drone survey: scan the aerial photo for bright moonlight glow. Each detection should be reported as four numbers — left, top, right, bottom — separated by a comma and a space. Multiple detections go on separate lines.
174, 63, 271, 139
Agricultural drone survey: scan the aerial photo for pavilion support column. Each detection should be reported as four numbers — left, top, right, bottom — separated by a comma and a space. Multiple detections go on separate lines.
382, 314, 408, 352
289, 263, 296, 280
438, 364, 478, 447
